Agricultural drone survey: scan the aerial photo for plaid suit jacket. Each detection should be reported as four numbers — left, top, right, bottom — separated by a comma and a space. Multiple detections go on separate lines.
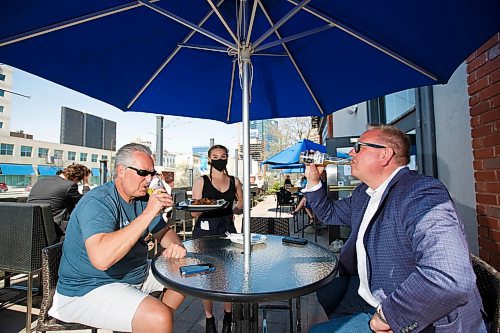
305, 167, 486, 333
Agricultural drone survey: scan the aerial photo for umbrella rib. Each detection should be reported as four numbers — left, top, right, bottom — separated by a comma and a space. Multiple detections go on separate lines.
254, 24, 334, 53
0, 1, 152, 47
128, 0, 228, 109
258, 2, 325, 115
227, 60, 237, 122
252, 0, 312, 49
177, 43, 228, 53
245, 0, 260, 48
205, 0, 239, 46
287, 0, 439, 81
139, 0, 236, 50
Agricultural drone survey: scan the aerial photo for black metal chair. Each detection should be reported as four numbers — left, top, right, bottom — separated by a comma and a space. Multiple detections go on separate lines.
275, 189, 295, 218
36, 242, 98, 333
0, 202, 58, 333
471, 254, 500, 333
250, 217, 301, 332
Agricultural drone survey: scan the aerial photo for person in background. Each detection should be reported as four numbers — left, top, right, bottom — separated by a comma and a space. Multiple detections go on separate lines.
48, 143, 186, 333
28, 163, 91, 237
304, 124, 486, 333
284, 175, 292, 186
255, 175, 265, 195
191, 144, 243, 333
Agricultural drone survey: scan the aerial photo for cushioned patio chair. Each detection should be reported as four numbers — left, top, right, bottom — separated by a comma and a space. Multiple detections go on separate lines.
36, 242, 98, 332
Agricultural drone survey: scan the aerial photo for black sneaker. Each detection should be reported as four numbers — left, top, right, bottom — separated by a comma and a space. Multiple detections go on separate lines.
206, 316, 217, 333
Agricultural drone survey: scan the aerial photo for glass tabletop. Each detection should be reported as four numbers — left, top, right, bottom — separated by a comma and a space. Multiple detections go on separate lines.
152, 235, 338, 303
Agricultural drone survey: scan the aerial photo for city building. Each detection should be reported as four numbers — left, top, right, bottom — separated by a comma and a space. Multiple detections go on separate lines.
0, 65, 116, 187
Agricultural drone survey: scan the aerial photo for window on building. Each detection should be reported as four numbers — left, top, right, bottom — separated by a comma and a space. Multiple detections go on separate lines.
384, 89, 416, 123
91, 154, 98, 162
68, 151, 76, 161
38, 147, 49, 158
0, 90, 4, 97
0, 106, 4, 113
80, 152, 88, 162
0, 74, 5, 81
20, 146, 32, 157
0, 122, 3, 129
0, 143, 14, 155
54, 149, 63, 159
101, 155, 108, 160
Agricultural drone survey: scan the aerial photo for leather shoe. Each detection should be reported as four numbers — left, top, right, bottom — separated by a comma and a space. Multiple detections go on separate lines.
206, 316, 217, 333
222, 311, 232, 333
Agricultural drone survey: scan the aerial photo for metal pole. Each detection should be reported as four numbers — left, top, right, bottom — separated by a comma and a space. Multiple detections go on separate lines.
234, 148, 239, 177
156, 116, 164, 166
241, 52, 251, 257
210, 138, 215, 147
99, 160, 108, 185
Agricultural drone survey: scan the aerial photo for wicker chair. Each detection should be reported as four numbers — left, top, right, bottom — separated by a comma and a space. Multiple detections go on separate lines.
471, 254, 500, 333
275, 189, 295, 217
0, 203, 58, 333
250, 217, 301, 332
36, 242, 98, 333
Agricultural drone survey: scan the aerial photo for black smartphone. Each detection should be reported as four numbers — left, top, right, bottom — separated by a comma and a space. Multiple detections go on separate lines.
282, 236, 308, 246
179, 263, 216, 276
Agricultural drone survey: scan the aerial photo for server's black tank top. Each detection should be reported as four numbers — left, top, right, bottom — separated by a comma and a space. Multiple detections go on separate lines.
200, 175, 236, 218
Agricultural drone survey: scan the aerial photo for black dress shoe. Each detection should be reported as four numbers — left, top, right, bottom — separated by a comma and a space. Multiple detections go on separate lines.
222, 311, 232, 333
206, 316, 217, 333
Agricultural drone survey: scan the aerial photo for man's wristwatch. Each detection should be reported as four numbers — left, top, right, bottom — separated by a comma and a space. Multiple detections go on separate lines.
376, 304, 388, 325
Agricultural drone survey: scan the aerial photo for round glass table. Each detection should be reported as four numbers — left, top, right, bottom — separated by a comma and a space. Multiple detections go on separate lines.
152, 235, 338, 332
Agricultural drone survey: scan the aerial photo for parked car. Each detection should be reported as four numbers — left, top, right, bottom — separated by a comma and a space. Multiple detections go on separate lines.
0, 182, 8, 193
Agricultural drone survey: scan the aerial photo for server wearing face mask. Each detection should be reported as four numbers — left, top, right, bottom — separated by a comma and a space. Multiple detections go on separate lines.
191, 144, 243, 333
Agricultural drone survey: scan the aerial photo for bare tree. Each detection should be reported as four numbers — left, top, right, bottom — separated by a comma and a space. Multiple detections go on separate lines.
264, 117, 312, 160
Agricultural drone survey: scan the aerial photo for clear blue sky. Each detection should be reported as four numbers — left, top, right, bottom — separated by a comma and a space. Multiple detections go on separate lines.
9, 68, 240, 154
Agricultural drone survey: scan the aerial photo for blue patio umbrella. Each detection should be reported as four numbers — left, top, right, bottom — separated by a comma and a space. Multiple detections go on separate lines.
262, 139, 326, 166
1, 0, 498, 253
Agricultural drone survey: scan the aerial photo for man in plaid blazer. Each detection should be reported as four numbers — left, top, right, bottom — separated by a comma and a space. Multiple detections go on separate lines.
305, 125, 486, 333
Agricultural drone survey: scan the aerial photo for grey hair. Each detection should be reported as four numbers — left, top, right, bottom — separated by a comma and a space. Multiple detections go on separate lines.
113, 143, 152, 178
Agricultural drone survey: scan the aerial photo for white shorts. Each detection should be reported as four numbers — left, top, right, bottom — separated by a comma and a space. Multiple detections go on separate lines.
48, 264, 165, 332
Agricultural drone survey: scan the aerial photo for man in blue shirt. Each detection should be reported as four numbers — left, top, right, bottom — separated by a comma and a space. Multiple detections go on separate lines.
49, 143, 186, 333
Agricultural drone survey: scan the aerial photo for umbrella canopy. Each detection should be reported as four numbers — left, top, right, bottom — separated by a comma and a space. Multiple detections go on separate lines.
1, 0, 498, 253
262, 139, 326, 166
0, 1, 498, 123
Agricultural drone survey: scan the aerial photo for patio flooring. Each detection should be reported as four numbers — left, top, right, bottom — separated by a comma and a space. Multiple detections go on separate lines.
0, 194, 332, 332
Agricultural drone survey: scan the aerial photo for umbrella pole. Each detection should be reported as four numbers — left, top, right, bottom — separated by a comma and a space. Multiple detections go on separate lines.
241, 49, 251, 257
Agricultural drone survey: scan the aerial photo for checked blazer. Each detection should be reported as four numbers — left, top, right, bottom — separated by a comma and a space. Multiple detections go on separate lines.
305, 167, 486, 333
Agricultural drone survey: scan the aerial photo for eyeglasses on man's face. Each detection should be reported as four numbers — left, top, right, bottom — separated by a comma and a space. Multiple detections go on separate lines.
127, 166, 157, 177
353, 141, 387, 153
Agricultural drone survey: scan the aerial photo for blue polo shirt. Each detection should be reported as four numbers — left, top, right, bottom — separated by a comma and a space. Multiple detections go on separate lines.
56, 182, 165, 297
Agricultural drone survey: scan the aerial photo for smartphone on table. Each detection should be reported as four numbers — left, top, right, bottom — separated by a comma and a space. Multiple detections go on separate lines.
179, 263, 216, 276
282, 236, 308, 246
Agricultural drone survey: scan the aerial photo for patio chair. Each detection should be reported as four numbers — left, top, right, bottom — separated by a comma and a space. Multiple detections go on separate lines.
471, 254, 500, 333
0, 202, 58, 333
250, 217, 301, 332
275, 188, 295, 218
36, 242, 98, 333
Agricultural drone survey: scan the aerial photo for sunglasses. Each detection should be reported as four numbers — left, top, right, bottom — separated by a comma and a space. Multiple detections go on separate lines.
353, 141, 387, 153
127, 166, 157, 177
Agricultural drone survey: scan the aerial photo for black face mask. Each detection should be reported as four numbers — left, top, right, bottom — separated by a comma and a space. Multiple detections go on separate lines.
210, 159, 227, 172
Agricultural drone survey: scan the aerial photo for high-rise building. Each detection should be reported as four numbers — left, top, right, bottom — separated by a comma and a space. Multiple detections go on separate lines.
60, 106, 116, 150
249, 119, 278, 152
0, 65, 13, 137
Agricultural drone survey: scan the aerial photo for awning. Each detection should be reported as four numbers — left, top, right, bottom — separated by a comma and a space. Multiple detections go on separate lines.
91, 168, 100, 177
38, 165, 62, 176
0, 163, 35, 175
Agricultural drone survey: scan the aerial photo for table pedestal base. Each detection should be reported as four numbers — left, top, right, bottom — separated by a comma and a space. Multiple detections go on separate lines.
233, 303, 259, 333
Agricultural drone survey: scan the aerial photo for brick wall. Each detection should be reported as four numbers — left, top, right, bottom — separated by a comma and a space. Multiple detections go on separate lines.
467, 33, 500, 269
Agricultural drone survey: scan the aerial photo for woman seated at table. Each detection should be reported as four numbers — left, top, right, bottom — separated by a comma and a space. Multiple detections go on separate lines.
191, 144, 243, 333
